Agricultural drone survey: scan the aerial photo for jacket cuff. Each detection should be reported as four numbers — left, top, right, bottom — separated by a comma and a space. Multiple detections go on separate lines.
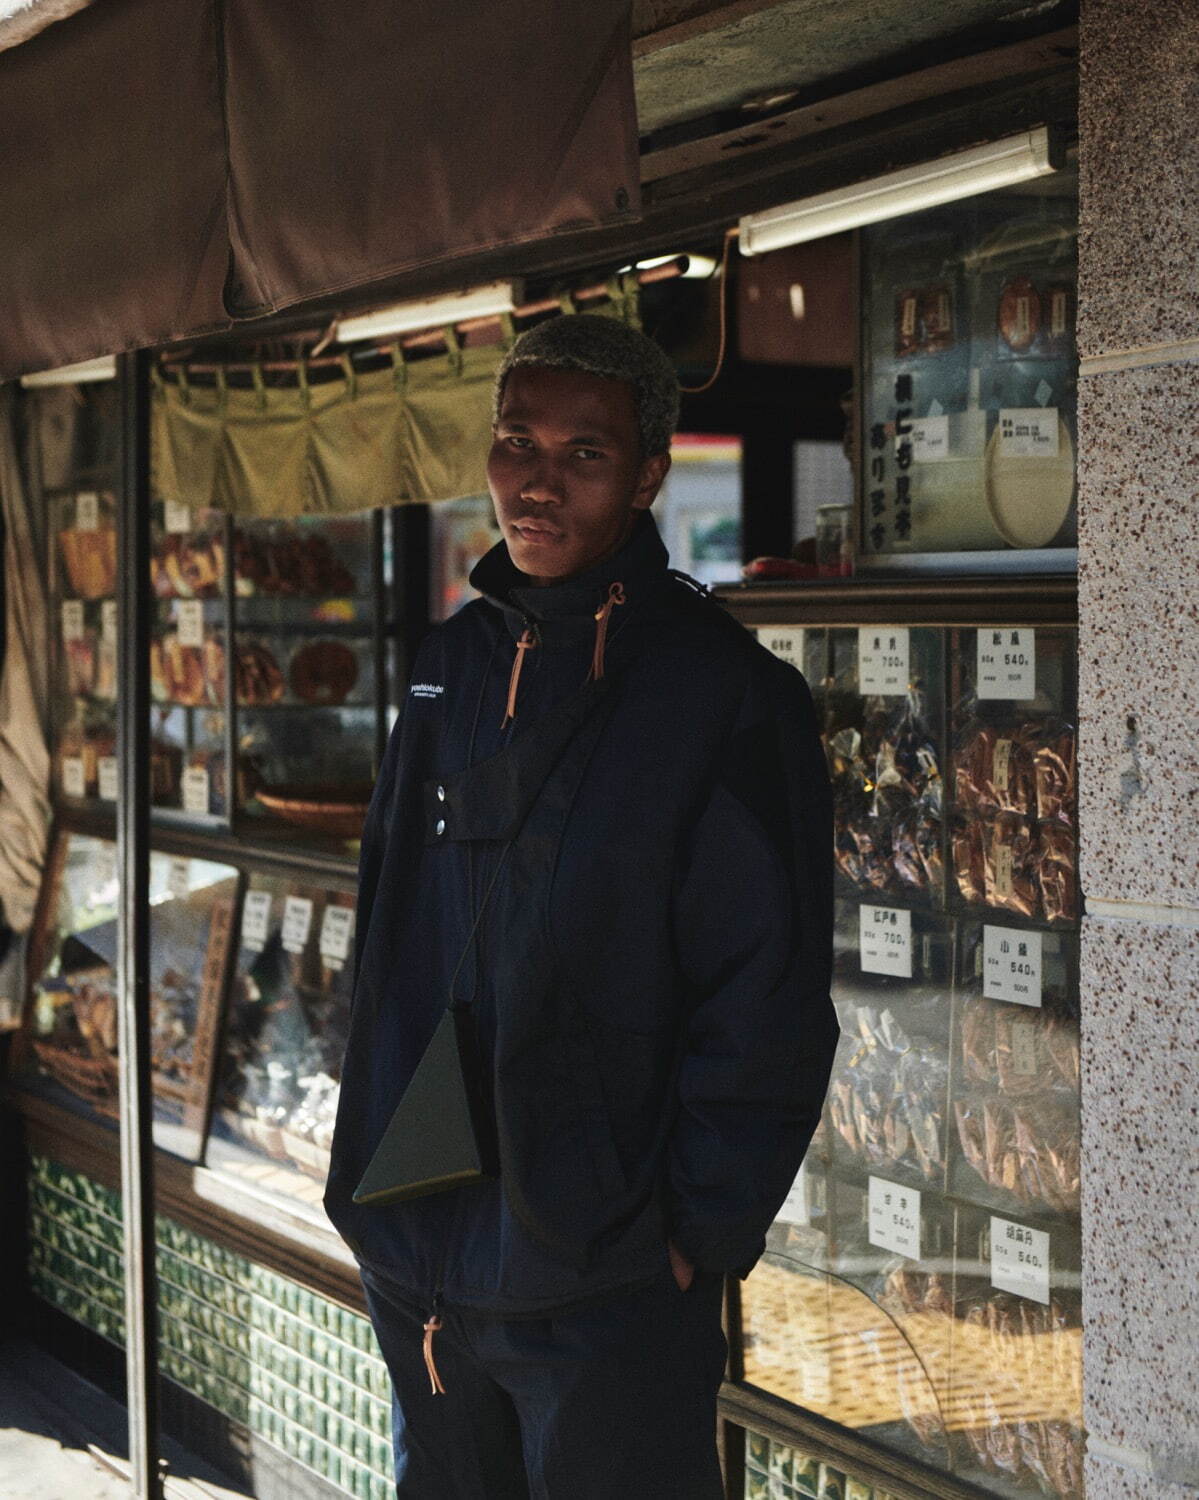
670, 1222, 766, 1279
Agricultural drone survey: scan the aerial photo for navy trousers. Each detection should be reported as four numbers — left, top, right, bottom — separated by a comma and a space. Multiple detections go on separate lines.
359, 1261, 729, 1499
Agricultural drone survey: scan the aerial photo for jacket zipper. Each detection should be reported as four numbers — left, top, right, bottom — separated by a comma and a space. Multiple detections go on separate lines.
423, 616, 533, 1395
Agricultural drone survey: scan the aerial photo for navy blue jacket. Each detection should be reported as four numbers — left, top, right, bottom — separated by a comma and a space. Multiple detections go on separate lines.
324, 512, 837, 1316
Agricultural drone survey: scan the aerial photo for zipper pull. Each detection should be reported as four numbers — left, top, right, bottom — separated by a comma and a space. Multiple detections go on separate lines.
422, 1291, 447, 1395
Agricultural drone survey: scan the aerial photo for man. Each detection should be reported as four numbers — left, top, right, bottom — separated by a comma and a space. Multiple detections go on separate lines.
325, 314, 837, 1499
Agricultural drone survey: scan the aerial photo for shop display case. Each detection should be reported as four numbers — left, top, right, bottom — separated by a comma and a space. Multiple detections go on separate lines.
720, 594, 1083, 1500
858, 161, 1078, 571
51, 489, 385, 846
13, 831, 238, 1162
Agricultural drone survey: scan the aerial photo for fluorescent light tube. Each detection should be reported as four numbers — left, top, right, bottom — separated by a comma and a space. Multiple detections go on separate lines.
20, 354, 117, 387
336, 281, 520, 343
739, 128, 1057, 255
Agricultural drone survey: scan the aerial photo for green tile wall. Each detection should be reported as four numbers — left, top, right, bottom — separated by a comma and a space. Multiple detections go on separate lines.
744, 1430, 898, 1500
27, 1155, 394, 1500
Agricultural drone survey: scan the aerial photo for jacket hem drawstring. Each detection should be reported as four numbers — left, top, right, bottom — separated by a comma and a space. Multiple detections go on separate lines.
422, 1311, 447, 1394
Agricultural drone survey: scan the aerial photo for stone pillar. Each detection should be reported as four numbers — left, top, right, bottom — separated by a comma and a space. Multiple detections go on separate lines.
1078, 3, 1199, 1496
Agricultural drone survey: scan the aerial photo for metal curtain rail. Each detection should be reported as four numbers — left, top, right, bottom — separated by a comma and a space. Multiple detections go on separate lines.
117, 350, 163, 1499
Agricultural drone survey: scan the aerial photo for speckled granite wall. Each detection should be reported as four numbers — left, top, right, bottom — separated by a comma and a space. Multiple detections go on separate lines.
1078, 3, 1199, 1495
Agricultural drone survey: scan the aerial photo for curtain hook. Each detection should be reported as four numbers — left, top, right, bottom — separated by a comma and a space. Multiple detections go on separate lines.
296, 356, 310, 406
389, 341, 407, 392
443, 325, 463, 375
558, 290, 576, 317
176, 364, 191, 405
213, 365, 228, 409
251, 362, 267, 409
499, 311, 517, 348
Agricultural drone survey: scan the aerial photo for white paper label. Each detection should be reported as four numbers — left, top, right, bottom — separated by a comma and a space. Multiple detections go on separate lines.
240, 890, 273, 952
61, 756, 86, 798
1034, 379, 1053, 408
61, 600, 84, 643
994, 842, 1015, 899
101, 599, 118, 643
990, 1216, 1050, 1304
910, 414, 949, 462
319, 904, 355, 968
857, 627, 910, 696
1009, 1015, 1040, 1076
164, 501, 192, 534
181, 765, 210, 815
983, 925, 1043, 1007
998, 408, 1059, 458
775, 1166, 809, 1227
757, 626, 805, 667
176, 598, 204, 649
977, 628, 1037, 700
859, 904, 913, 978
281, 895, 314, 955
168, 857, 191, 900
98, 756, 118, 801
868, 1176, 921, 1260
75, 491, 99, 531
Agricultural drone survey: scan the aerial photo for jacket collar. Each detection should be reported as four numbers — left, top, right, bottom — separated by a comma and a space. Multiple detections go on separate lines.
469, 510, 671, 645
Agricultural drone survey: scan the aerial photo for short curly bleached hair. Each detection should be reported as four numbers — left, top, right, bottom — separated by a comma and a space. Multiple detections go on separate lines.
493, 314, 680, 458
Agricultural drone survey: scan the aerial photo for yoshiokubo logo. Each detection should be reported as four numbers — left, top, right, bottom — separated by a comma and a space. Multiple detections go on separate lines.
409, 682, 444, 699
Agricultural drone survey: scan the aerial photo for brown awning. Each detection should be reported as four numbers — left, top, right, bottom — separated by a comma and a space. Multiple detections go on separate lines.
0, 0, 640, 381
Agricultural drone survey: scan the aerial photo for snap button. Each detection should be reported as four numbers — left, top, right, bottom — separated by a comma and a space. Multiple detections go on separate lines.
435, 818, 446, 836
436, 784, 446, 802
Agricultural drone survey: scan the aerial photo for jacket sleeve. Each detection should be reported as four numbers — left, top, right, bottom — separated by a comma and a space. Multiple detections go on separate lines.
663, 650, 838, 1279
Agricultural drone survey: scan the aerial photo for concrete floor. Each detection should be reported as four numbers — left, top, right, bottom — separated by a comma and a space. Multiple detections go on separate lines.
0, 1338, 250, 1500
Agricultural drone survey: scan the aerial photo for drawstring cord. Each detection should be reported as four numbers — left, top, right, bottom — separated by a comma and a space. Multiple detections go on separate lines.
500, 580, 627, 726
588, 581, 626, 682
422, 1313, 447, 1395
501, 628, 537, 729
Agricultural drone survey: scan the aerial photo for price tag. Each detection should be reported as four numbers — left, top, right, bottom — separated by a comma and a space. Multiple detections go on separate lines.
164, 501, 192, 534
101, 599, 118, 643
977, 628, 1037, 700
857, 627, 910, 696
998, 408, 1059, 459
98, 756, 119, 801
75, 491, 99, 531
181, 765, 210, 815
983, 925, 1043, 1007
61, 600, 84, 643
319, 905, 355, 969
240, 890, 273, 952
281, 895, 314, 955
859, 904, 912, 978
757, 627, 805, 668
168, 857, 191, 900
868, 1176, 921, 1260
176, 598, 204, 649
910, 414, 949, 462
61, 756, 86, 798
990, 1216, 1050, 1304
775, 1166, 809, 1227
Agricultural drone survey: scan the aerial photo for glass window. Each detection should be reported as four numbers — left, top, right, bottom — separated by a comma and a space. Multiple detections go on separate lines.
18, 834, 238, 1162
654, 433, 742, 585
205, 874, 354, 1216
859, 161, 1078, 564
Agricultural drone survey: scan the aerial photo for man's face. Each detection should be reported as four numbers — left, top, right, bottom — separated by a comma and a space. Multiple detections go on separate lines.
487, 365, 670, 586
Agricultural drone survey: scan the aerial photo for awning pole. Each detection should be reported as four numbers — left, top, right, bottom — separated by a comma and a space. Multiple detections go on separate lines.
116, 349, 162, 1500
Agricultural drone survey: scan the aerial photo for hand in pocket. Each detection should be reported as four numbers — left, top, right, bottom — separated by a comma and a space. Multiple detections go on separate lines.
667, 1236, 694, 1292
